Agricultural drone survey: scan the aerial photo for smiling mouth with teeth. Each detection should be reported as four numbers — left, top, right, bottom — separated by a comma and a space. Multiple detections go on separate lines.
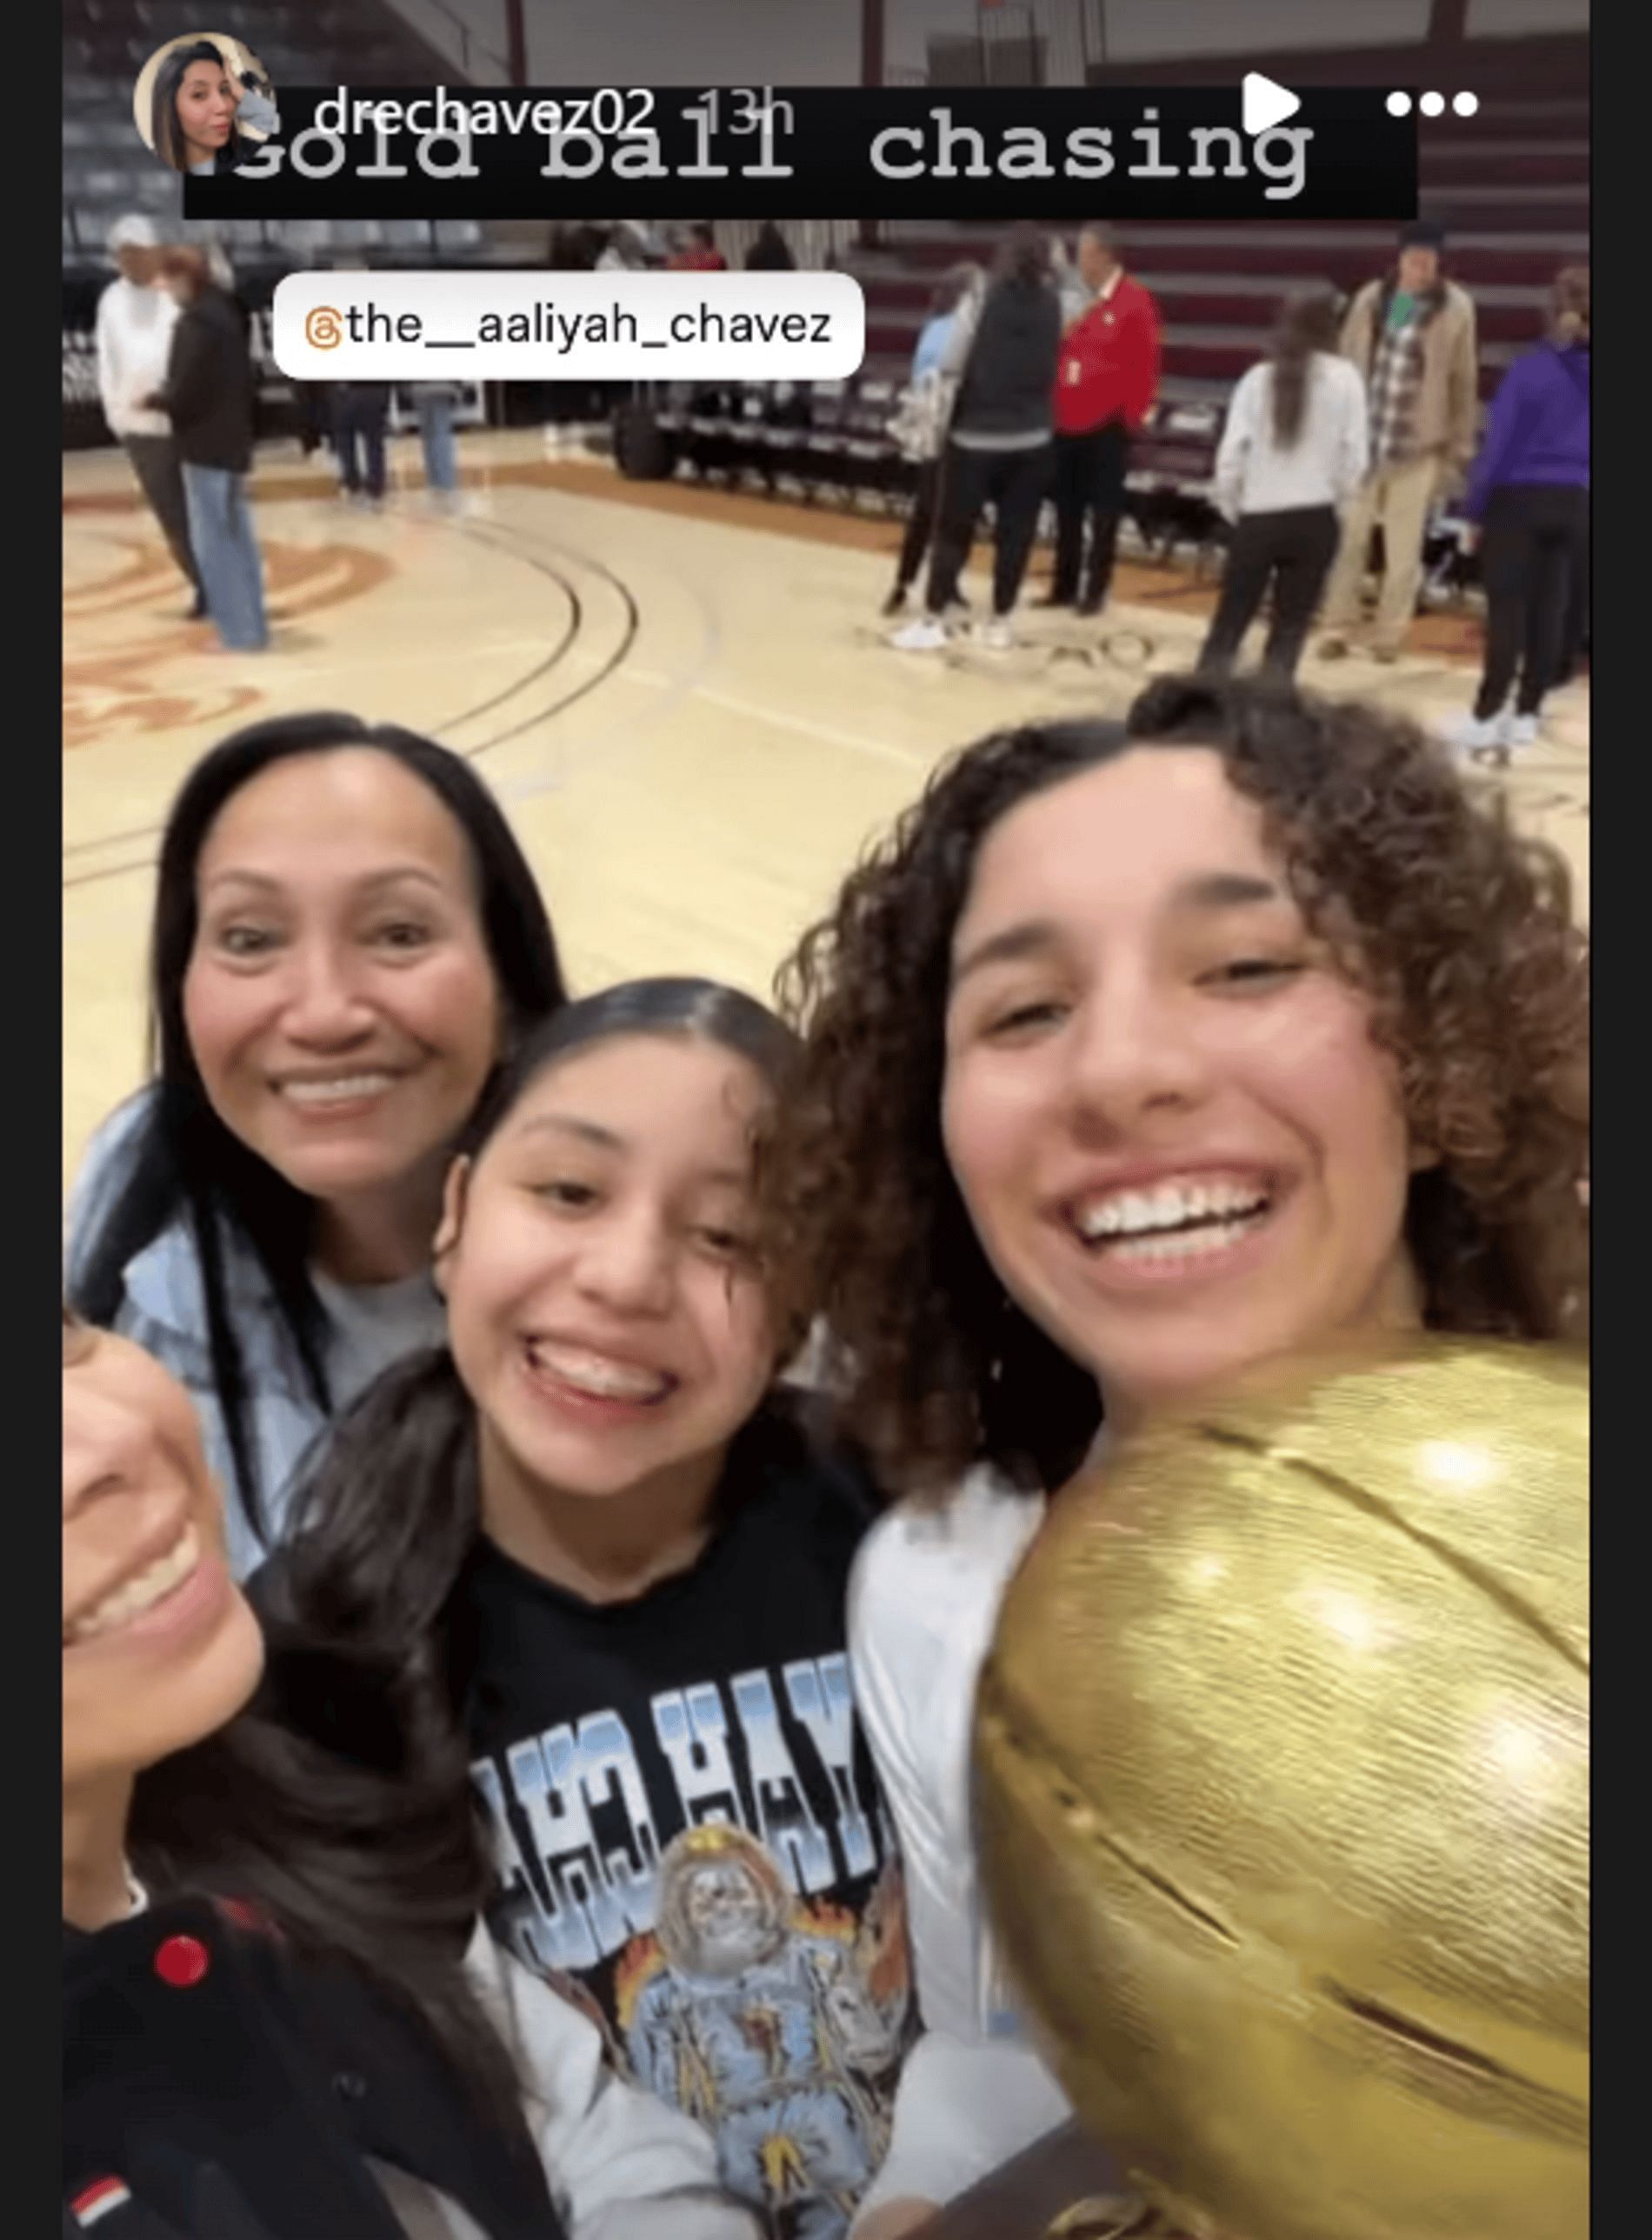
523, 1339, 677, 1409
63, 1523, 202, 1646
1072, 1177, 1276, 1265
276, 1072, 401, 1109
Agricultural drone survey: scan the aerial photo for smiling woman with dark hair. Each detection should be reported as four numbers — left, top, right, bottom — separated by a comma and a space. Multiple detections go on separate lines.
149, 37, 278, 174
62, 1307, 756, 2238
66, 714, 568, 1571
763, 674, 1588, 2236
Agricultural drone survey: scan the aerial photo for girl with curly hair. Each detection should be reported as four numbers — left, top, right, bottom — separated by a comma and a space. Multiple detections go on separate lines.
764, 674, 1588, 2236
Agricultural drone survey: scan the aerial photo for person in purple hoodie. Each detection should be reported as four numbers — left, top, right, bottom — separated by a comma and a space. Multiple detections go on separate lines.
1447, 266, 1589, 763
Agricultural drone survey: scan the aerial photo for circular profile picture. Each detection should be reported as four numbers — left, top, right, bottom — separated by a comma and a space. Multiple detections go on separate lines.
133, 32, 281, 175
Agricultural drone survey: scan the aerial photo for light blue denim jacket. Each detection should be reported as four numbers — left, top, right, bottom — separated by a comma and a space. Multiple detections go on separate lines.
65, 1089, 443, 1577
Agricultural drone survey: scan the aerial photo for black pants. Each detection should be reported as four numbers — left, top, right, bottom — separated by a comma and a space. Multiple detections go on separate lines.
292, 379, 332, 457
925, 441, 1051, 617
1051, 419, 1129, 608
1475, 483, 1589, 718
122, 433, 201, 597
1556, 510, 1589, 684
332, 391, 388, 497
1199, 504, 1340, 682
894, 454, 946, 594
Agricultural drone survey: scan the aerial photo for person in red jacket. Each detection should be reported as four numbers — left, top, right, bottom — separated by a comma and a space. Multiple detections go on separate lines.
1043, 225, 1161, 615
668, 222, 728, 272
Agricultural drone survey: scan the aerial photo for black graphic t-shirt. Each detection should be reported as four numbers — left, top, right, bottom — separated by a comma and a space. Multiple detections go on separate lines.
458, 1394, 915, 2240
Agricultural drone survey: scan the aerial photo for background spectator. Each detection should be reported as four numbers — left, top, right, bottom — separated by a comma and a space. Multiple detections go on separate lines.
1044, 223, 1161, 617
883, 263, 985, 619
95, 215, 203, 619
150, 246, 266, 652
596, 222, 648, 272
1199, 288, 1368, 681
412, 380, 462, 510
1318, 220, 1479, 663
1447, 265, 1590, 760
668, 223, 727, 272
890, 226, 1062, 654
332, 382, 390, 506
743, 220, 796, 273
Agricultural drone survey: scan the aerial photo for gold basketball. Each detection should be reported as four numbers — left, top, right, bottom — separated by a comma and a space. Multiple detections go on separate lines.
975, 1337, 1589, 2240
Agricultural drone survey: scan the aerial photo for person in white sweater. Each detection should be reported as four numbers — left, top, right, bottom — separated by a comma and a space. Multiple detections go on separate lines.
95, 215, 203, 618
765, 675, 1589, 2236
1199, 289, 1368, 680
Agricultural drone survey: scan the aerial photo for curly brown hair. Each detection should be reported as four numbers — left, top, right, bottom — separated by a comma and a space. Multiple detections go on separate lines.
765, 675, 1589, 1499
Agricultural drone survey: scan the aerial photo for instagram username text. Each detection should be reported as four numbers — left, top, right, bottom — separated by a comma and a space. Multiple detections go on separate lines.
315, 299, 836, 354
275, 275, 866, 377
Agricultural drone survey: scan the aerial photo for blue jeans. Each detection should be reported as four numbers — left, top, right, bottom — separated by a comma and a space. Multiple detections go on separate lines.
416, 390, 457, 491
181, 463, 268, 651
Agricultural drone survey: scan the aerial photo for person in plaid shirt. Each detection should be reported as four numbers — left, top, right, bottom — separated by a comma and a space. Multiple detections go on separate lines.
1317, 221, 1480, 662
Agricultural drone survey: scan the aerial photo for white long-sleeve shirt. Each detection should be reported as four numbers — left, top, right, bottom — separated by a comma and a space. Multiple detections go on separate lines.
846, 1470, 1072, 2227
95, 276, 181, 439
1212, 350, 1369, 523
371, 1924, 761, 2237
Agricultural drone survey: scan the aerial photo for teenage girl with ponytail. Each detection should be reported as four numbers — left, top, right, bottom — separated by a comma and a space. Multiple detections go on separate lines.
1199, 287, 1369, 681
257, 979, 915, 2240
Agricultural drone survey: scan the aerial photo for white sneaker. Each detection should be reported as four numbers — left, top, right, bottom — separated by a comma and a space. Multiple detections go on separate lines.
889, 615, 948, 653
974, 616, 1014, 651
1442, 710, 1508, 755
1506, 713, 1541, 749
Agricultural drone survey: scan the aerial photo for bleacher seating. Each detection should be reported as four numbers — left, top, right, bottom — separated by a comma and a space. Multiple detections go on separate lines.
618, 381, 1232, 577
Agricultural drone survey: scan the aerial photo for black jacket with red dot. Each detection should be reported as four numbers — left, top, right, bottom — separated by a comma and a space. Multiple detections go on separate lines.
63, 1894, 564, 2237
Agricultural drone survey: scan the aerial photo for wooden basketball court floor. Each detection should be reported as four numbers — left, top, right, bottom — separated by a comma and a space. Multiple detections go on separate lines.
63, 429, 1590, 1189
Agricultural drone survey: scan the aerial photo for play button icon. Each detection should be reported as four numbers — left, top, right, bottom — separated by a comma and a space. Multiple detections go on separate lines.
1242, 71, 1302, 134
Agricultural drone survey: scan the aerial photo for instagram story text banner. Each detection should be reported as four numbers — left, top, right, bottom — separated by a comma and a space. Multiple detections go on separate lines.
183, 85, 1416, 223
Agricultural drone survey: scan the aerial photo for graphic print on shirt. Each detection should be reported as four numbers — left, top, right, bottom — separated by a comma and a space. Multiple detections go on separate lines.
474, 1650, 912, 2240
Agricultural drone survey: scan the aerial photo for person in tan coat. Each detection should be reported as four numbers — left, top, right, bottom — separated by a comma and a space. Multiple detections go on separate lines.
1317, 221, 1480, 662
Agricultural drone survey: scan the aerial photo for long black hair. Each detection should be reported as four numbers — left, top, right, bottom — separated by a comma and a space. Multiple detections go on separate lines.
59, 1311, 512, 2117
259, 978, 799, 1910
1269, 285, 1342, 447
150, 38, 255, 174
284, 977, 796, 1617
127, 1674, 528, 2113
68, 714, 567, 1546
993, 220, 1051, 290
